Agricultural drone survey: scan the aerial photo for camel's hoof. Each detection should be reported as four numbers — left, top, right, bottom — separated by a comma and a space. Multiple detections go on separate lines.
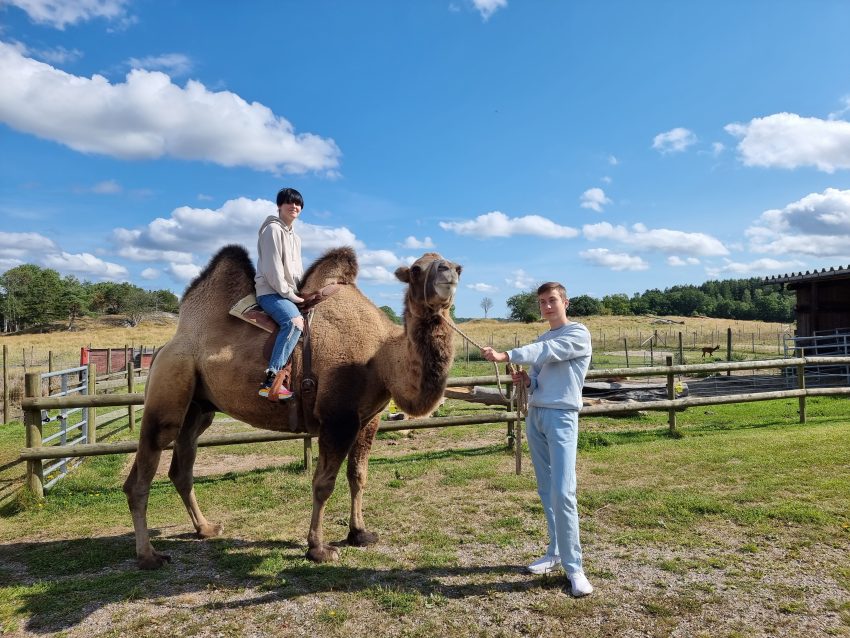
196, 522, 224, 539
137, 551, 171, 570
306, 544, 340, 563
347, 529, 379, 547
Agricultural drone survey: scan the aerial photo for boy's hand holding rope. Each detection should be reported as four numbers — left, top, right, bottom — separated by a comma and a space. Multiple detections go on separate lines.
442, 319, 529, 416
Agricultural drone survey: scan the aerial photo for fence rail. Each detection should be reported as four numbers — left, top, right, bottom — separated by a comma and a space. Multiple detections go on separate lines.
17, 355, 850, 499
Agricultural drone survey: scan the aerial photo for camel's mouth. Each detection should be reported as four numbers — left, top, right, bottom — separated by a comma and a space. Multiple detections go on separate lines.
428, 261, 461, 306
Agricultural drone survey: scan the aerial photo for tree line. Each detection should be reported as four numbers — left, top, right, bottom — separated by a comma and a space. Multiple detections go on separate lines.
0, 264, 179, 332
505, 277, 795, 323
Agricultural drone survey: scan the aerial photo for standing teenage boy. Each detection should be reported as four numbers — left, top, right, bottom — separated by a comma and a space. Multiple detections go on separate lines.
255, 187, 305, 400
482, 282, 593, 597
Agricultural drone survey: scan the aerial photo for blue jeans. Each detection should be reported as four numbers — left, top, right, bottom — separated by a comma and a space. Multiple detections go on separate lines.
257, 294, 302, 373
525, 406, 583, 575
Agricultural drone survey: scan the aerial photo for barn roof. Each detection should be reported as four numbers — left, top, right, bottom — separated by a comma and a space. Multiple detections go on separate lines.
764, 264, 850, 285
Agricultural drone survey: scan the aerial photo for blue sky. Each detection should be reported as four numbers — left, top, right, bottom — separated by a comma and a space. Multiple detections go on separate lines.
2, 1, 850, 318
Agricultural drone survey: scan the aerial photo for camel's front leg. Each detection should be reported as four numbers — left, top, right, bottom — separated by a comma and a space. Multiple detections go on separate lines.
347, 416, 380, 547
124, 437, 170, 570
306, 424, 355, 562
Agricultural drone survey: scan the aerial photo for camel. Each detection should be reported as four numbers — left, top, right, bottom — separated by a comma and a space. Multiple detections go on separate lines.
701, 345, 721, 358
123, 245, 462, 569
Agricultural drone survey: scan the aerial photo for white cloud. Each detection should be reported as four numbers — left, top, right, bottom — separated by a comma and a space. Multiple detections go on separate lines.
711, 142, 725, 156
580, 187, 612, 212
91, 179, 122, 194
2, 0, 130, 29
197, 193, 214, 201
0, 258, 24, 273
601, 176, 612, 184
652, 127, 697, 154
440, 211, 578, 239
828, 96, 850, 120
726, 112, 850, 173
140, 267, 160, 280
705, 258, 805, 278
42, 251, 127, 280
505, 269, 534, 290
359, 265, 399, 284
112, 197, 362, 280
667, 256, 700, 267
402, 235, 435, 249
580, 248, 649, 271
359, 249, 404, 268
0, 231, 58, 259
583, 221, 728, 256
472, 0, 507, 20
608, 155, 619, 166
467, 282, 498, 293
127, 53, 193, 77
0, 41, 341, 174
167, 262, 201, 283
27, 44, 82, 64
746, 187, 850, 257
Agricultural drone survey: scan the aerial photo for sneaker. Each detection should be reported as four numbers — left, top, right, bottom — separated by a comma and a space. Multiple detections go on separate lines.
526, 554, 561, 575
258, 370, 295, 401
568, 571, 593, 597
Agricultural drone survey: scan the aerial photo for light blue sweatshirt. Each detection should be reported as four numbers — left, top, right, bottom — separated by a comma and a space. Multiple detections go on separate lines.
507, 321, 592, 411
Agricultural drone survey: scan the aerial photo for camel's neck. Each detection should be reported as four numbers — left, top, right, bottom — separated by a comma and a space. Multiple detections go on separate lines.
383, 307, 455, 417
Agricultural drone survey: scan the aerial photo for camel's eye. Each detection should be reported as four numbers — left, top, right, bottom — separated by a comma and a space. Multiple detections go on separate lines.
410, 265, 422, 277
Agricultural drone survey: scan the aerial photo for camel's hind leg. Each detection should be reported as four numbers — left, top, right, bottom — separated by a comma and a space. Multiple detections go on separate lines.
346, 415, 380, 547
123, 347, 195, 570
306, 413, 359, 563
168, 402, 220, 538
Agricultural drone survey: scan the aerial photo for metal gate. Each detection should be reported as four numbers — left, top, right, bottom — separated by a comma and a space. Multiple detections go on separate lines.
39, 366, 90, 490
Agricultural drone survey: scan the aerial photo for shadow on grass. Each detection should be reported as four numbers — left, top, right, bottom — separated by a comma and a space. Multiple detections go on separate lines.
0, 531, 553, 634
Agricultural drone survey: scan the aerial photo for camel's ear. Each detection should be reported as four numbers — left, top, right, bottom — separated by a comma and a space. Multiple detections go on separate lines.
455, 264, 463, 276
395, 266, 410, 283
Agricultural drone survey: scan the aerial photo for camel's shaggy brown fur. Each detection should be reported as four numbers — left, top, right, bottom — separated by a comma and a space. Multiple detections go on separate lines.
123, 244, 462, 568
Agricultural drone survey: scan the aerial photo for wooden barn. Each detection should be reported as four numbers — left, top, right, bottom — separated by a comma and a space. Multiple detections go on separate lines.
765, 265, 850, 357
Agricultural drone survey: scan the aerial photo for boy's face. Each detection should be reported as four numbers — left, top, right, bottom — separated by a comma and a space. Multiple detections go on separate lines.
278, 201, 302, 226
538, 290, 568, 322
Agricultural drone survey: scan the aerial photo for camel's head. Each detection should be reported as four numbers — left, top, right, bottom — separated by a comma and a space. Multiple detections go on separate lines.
395, 252, 462, 311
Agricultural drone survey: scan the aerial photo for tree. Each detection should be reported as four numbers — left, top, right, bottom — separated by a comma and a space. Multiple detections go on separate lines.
568, 294, 602, 316
480, 297, 493, 318
379, 305, 402, 324
507, 291, 539, 323
602, 293, 632, 316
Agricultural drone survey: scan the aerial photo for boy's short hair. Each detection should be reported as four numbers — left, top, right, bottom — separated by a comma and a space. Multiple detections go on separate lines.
276, 187, 304, 209
537, 281, 567, 302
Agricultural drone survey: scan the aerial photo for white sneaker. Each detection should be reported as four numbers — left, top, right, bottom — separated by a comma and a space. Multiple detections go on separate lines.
569, 571, 593, 597
526, 554, 561, 575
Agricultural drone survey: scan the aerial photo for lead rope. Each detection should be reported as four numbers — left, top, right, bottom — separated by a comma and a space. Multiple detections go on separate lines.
442, 316, 527, 416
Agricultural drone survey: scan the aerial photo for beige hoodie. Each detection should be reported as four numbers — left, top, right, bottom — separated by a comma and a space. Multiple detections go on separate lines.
254, 215, 303, 301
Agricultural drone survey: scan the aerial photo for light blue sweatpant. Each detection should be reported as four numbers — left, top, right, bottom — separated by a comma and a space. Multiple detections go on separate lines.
525, 406, 583, 575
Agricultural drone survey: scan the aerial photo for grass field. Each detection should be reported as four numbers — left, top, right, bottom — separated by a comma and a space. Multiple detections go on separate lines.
1, 391, 848, 637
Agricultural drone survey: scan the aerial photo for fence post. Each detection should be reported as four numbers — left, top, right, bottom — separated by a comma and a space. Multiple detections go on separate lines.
726, 327, 733, 376
3, 344, 8, 424
87, 363, 97, 444
797, 360, 806, 424
678, 331, 684, 365
24, 372, 44, 498
124, 344, 129, 372
623, 338, 630, 368
666, 356, 677, 433
48, 350, 54, 394
303, 436, 312, 473
127, 361, 136, 432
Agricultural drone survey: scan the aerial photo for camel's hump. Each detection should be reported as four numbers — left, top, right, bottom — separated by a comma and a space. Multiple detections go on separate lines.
302, 246, 358, 286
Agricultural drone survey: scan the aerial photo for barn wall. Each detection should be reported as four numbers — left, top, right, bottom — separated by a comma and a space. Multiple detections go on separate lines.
790, 278, 850, 337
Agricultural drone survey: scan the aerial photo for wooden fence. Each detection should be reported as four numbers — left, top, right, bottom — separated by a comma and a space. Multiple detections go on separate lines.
18, 356, 850, 499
